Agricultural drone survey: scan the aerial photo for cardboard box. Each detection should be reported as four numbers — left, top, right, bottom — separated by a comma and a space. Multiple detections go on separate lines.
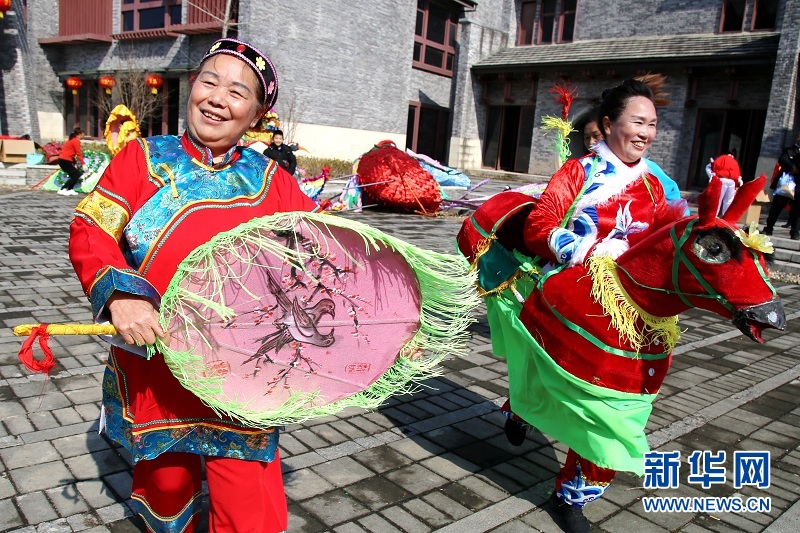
739, 204, 762, 225
0, 139, 36, 163
738, 190, 771, 225
755, 190, 771, 203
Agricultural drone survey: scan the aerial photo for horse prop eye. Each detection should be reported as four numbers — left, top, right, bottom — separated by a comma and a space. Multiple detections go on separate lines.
693, 234, 731, 264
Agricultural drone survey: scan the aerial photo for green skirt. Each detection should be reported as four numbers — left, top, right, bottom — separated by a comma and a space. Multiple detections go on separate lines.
487, 278, 655, 475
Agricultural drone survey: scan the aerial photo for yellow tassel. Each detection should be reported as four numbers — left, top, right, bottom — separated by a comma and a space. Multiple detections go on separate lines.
587, 256, 680, 354
13, 323, 118, 336
469, 235, 497, 272
476, 271, 519, 298
541, 116, 575, 139
161, 163, 179, 198
468, 234, 542, 298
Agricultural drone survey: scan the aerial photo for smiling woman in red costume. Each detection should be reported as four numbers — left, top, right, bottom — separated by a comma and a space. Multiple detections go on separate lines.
68, 38, 315, 532
499, 78, 685, 533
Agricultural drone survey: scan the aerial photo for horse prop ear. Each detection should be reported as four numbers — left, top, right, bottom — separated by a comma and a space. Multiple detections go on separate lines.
722, 174, 768, 224
697, 176, 722, 226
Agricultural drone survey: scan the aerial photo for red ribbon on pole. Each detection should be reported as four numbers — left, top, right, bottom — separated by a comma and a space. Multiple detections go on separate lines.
18, 324, 57, 375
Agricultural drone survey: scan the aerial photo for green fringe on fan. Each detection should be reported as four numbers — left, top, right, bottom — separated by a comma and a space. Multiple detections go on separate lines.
156, 211, 480, 429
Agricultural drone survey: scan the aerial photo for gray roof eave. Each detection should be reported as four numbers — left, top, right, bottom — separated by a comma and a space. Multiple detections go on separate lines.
472, 31, 780, 72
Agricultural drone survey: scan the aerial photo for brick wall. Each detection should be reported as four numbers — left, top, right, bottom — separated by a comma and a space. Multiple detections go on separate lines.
576, 0, 724, 39
450, 0, 511, 168
759, 0, 800, 174
28, 0, 62, 137
0, 1, 35, 137
11, 0, 798, 175
240, 0, 415, 135
522, 66, 774, 185
464, 0, 796, 178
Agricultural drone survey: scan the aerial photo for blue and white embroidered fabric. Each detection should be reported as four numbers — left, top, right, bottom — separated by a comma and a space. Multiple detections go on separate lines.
557, 463, 610, 507
606, 200, 649, 241
548, 141, 650, 266
102, 358, 279, 464
124, 135, 275, 272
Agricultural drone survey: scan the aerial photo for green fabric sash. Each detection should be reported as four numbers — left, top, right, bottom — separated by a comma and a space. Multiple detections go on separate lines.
486, 278, 655, 475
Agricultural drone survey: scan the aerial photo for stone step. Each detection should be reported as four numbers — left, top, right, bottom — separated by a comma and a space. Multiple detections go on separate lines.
769, 235, 800, 250
774, 249, 796, 262
0, 167, 27, 186
768, 259, 800, 276
767, 234, 800, 269
759, 216, 798, 270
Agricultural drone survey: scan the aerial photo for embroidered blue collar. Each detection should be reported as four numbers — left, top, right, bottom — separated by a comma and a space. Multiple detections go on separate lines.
182, 130, 239, 167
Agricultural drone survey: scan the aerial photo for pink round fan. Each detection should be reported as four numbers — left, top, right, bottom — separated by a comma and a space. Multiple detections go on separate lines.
159, 213, 427, 426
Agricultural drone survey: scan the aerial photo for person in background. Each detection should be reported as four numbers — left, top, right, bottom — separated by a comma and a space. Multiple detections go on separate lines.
57, 127, 85, 196
263, 129, 297, 176
68, 38, 316, 532
764, 132, 800, 239
582, 117, 604, 151
705, 151, 742, 216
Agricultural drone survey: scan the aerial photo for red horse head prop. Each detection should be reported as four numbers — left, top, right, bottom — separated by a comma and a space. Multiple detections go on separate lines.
617, 174, 785, 342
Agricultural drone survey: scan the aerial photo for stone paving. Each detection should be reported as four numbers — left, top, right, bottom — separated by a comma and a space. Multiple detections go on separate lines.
1, 185, 800, 532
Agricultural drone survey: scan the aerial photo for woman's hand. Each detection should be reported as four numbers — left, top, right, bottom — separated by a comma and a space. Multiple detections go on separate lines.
107, 293, 168, 347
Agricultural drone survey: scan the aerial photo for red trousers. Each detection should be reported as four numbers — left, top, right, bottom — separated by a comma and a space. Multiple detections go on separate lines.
131, 451, 287, 533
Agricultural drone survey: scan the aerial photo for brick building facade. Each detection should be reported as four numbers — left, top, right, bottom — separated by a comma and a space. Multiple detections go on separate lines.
1, 0, 798, 189
471, 0, 800, 188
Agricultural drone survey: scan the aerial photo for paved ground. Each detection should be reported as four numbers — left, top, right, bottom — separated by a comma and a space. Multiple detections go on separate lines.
1, 183, 800, 532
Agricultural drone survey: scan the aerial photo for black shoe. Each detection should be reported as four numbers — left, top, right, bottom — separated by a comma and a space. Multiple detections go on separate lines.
792, 232, 800, 241
781, 222, 791, 228
549, 492, 591, 533
764, 227, 773, 236
504, 417, 527, 446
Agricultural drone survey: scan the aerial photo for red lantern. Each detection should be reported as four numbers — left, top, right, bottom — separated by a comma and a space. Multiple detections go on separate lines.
65, 76, 83, 95
145, 73, 163, 95
0, 0, 12, 19
99, 75, 116, 95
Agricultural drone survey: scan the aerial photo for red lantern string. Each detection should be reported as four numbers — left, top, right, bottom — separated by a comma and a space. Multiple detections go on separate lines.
146, 73, 163, 95
17, 324, 57, 375
66, 76, 83, 96
99, 75, 116, 95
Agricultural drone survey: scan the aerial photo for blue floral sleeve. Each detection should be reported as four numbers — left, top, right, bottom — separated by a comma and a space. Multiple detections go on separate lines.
89, 266, 161, 322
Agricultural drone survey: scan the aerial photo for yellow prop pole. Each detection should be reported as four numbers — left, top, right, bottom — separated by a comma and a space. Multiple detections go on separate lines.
13, 324, 118, 337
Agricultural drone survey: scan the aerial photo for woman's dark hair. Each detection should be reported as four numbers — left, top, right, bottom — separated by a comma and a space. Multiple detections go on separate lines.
577, 106, 601, 133
69, 127, 83, 140
598, 78, 654, 135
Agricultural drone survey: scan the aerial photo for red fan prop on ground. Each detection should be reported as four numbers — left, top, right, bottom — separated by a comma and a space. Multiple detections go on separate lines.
357, 141, 441, 213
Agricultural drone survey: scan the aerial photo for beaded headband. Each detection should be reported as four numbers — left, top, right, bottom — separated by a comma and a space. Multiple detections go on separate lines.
201, 38, 278, 108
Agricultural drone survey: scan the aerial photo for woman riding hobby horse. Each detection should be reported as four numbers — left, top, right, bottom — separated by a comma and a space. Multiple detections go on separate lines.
457, 79, 785, 533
